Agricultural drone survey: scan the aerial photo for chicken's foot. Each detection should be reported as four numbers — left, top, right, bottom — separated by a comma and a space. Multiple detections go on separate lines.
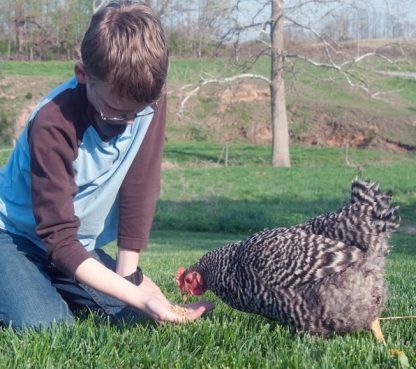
371, 319, 386, 346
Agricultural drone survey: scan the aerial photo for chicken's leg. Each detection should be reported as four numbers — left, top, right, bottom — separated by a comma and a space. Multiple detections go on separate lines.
371, 319, 386, 346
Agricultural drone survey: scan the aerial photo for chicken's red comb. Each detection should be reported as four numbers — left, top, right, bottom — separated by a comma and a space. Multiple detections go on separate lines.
176, 267, 187, 289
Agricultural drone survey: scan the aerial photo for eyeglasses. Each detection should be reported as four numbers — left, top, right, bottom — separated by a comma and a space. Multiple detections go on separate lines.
96, 100, 158, 122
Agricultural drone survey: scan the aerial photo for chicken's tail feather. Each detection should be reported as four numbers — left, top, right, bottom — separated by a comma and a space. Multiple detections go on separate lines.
340, 179, 400, 253
350, 179, 400, 234
301, 179, 399, 252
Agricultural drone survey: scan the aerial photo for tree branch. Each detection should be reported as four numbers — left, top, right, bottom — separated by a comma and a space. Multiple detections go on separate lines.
179, 73, 271, 115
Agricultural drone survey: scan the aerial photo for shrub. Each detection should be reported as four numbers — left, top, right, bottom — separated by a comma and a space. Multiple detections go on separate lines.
0, 112, 13, 146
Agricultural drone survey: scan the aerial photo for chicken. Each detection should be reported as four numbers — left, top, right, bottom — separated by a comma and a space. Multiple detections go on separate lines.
176, 180, 399, 342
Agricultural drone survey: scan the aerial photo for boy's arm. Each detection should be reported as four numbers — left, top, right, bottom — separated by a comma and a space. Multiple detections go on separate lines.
116, 93, 167, 256
29, 101, 93, 277
75, 256, 214, 323
116, 247, 140, 277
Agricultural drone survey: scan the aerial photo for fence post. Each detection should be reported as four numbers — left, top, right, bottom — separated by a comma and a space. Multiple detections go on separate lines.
217, 143, 230, 167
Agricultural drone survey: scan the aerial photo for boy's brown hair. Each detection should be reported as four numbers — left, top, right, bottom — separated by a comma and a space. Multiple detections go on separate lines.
81, 1, 168, 103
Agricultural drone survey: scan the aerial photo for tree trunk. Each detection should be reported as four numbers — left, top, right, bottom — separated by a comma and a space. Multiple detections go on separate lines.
7, 40, 11, 59
270, 0, 290, 167
14, 0, 26, 57
15, 19, 25, 56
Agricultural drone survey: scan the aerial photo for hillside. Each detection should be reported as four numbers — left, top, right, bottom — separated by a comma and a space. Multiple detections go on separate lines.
166, 40, 416, 152
0, 47, 415, 151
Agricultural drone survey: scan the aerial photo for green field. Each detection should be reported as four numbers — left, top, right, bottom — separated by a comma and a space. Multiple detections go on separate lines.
0, 143, 415, 369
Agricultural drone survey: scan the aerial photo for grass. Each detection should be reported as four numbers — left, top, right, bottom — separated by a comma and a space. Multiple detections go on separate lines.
382, 77, 416, 104
0, 229, 414, 369
0, 143, 415, 368
157, 143, 416, 233
0, 61, 75, 78
0, 58, 257, 83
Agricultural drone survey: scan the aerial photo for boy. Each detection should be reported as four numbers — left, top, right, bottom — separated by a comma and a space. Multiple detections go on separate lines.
0, 1, 213, 330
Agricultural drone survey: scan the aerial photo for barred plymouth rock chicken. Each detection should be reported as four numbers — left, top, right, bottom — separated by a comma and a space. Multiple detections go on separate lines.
176, 180, 399, 343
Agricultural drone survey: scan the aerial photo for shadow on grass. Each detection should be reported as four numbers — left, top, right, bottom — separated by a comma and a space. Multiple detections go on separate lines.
154, 195, 412, 233
154, 196, 346, 235
166, 148, 223, 164
152, 196, 414, 257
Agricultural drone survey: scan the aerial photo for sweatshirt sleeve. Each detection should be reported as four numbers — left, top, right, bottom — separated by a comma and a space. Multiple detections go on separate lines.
117, 93, 167, 250
28, 104, 92, 278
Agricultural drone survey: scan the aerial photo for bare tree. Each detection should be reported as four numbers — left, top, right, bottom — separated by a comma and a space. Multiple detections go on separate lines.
13, 0, 26, 56
178, 0, 416, 167
93, 0, 111, 12
178, 1, 291, 166
270, 0, 290, 167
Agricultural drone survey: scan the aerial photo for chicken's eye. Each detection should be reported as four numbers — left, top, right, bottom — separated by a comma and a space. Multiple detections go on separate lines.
185, 275, 193, 284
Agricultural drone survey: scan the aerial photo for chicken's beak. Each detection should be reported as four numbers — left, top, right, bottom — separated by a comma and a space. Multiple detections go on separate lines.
181, 291, 190, 302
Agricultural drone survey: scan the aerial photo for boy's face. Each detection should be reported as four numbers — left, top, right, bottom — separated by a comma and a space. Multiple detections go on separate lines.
87, 82, 154, 125
75, 62, 156, 126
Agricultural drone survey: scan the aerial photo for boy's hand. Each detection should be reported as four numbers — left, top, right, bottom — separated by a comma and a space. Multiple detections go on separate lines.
75, 259, 213, 324
136, 275, 214, 323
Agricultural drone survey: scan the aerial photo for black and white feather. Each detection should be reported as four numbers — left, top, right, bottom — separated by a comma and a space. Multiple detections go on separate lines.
183, 179, 400, 336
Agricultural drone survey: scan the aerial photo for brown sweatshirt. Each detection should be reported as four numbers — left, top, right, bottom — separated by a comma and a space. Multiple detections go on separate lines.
21, 80, 166, 278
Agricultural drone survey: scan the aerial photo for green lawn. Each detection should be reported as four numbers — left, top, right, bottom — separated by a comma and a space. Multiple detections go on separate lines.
0, 144, 415, 368
0, 229, 414, 369
157, 143, 416, 233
